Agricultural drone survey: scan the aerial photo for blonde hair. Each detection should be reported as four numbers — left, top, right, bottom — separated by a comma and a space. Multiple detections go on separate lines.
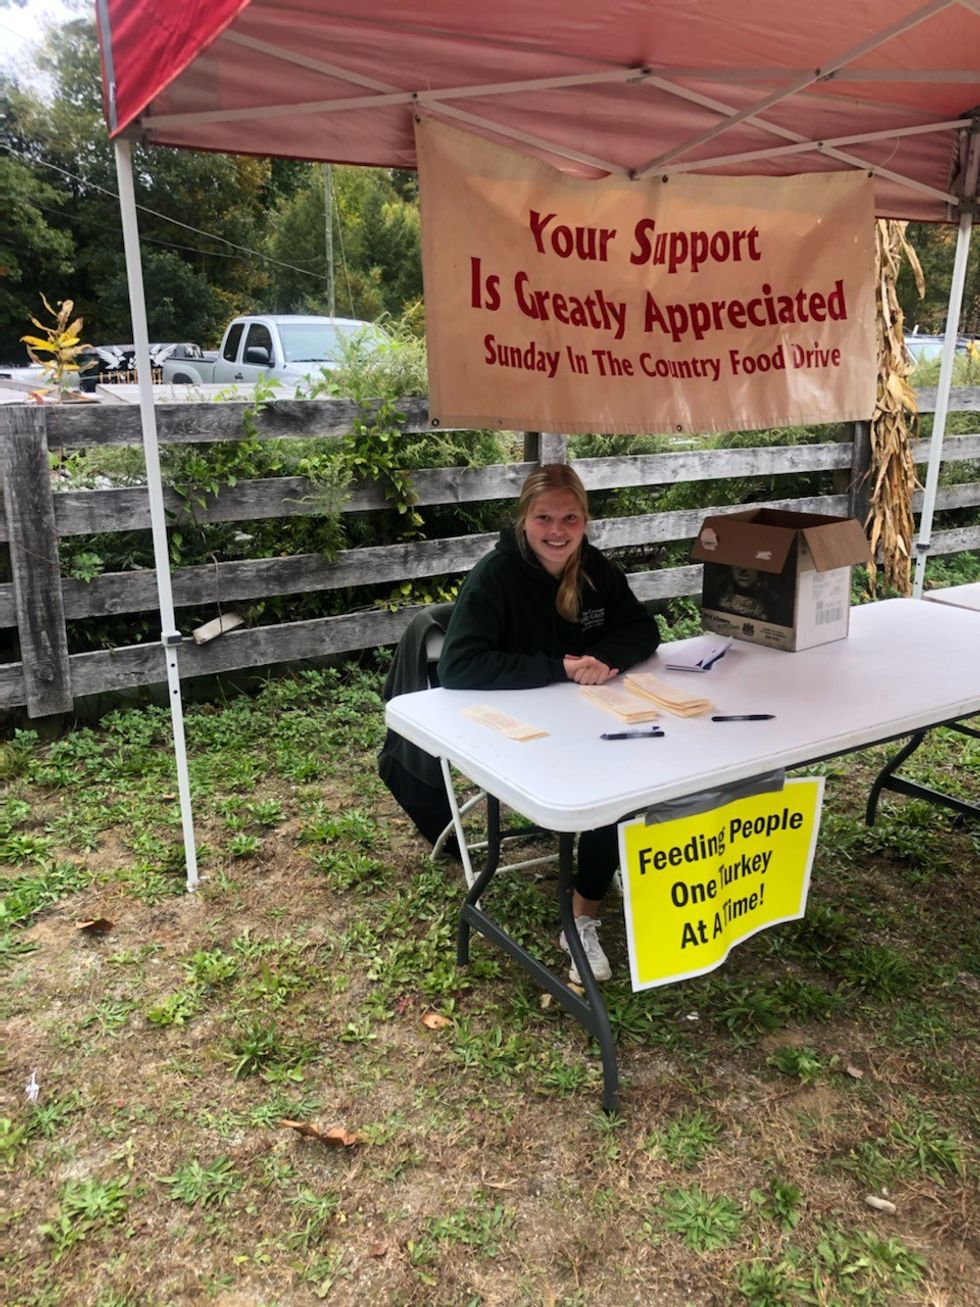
515, 464, 591, 621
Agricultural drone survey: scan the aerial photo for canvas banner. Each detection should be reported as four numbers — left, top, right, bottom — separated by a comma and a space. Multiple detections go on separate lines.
416, 117, 876, 435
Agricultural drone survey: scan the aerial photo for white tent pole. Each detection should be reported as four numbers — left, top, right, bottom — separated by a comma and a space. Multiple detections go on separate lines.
113, 138, 199, 890
913, 123, 980, 598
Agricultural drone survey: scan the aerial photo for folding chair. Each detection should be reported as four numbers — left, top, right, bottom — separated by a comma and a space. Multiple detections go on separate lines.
424, 626, 559, 890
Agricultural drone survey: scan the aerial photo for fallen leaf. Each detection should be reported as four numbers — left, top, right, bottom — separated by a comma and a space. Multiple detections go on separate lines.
539, 993, 553, 1010
422, 1011, 451, 1030
280, 1119, 362, 1147
76, 918, 113, 934
845, 1063, 865, 1080
865, 1194, 897, 1214
367, 1243, 387, 1258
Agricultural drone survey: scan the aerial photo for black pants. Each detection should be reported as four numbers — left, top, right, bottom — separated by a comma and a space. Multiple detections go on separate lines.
575, 823, 620, 902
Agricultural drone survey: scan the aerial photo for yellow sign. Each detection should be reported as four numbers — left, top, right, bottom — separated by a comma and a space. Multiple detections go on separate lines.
618, 779, 824, 990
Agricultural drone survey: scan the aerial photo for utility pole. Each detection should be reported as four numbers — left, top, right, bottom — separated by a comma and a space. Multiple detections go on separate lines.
323, 163, 335, 317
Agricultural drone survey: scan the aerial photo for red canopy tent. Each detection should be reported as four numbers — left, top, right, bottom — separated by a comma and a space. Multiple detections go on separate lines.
95, 0, 980, 882
100, 0, 977, 222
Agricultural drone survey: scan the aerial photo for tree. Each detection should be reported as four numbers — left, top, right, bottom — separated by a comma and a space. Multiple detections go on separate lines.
0, 136, 75, 359
265, 165, 422, 320
899, 222, 980, 337
2, 11, 425, 357
3, 16, 277, 348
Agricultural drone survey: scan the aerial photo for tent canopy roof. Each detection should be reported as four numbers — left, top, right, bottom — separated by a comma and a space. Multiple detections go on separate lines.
99, 1, 980, 221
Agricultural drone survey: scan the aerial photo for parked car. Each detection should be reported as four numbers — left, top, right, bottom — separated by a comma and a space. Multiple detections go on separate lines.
160, 315, 379, 386
904, 331, 973, 364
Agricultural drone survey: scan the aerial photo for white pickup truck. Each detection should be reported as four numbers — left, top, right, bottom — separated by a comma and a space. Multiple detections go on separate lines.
160, 314, 377, 386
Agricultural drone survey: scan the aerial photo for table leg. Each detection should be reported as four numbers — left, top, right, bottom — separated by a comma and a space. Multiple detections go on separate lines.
455, 810, 620, 1113
867, 727, 978, 826
456, 796, 502, 966
866, 731, 926, 825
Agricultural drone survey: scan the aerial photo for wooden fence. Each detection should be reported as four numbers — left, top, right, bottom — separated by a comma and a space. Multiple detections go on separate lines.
1, 390, 978, 717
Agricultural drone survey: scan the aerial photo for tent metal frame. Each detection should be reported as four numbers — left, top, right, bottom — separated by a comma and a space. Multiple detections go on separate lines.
106, 6, 979, 886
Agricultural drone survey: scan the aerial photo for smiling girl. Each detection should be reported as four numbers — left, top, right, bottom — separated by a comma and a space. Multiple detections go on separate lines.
437, 464, 661, 982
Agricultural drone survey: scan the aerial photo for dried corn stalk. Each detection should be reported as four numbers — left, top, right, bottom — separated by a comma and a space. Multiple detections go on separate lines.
866, 220, 925, 595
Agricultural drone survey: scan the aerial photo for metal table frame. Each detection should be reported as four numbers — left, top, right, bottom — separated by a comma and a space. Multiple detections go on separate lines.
387, 600, 980, 1112
453, 716, 977, 1113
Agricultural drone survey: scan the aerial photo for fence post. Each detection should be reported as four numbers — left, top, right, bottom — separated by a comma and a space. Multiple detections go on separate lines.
847, 420, 873, 524
0, 407, 73, 715
524, 432, 568, 465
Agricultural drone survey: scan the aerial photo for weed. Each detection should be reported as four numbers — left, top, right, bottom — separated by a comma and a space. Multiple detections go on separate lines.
0, 932, 39, 969
709, 983, 786, 1036
309, 848, 387, 891
0, 1116, 28, 1165
836, 943, 914, 996
0, 831, 55, 864
228, 832, 261, 859
226, 1019, 312, 1079
644, 1110, 722, 1169
733, 1255, 812, 1305
158, 1156, 242, 1207
23, 1093, 83, 1142
339, 1017, 377, 1044
298, 1247, 348, 1297
38, 1176, 129, 1259
227, 1020, 282, 1076
411, 1195, 516, 1269
145, 989, 202, 1028
286, 1187, 340, 1248
247, 799, 286, 828
890, 1108, 965, 1181
811, 1224, 926, 1299
79, 999, 137, 1037
185, 948, 239, 987
657, 1184, 744, 1250
766, 1045, 828, 1085
749, 1178, 804, 1230
246, 959, 307, 1006
0, 859, 91, 930
0, 797, 31, 835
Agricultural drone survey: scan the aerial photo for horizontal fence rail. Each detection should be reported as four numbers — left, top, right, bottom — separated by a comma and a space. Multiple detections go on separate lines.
1, 391, 977, 714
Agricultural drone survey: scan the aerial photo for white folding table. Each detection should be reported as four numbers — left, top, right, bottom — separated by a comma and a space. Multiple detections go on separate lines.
386, 599, 980, 1110
924, 582, 980, 613
864, 590, 980, 824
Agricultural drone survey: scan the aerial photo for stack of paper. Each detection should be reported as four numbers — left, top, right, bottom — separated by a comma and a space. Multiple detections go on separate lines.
462, 706, 548, 741
664, 635, 732, 672
580, 683, 660, 722
623, 672, 714, 717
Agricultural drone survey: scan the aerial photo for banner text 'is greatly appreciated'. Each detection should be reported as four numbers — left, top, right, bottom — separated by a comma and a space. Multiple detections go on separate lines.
417, 117, 876, 436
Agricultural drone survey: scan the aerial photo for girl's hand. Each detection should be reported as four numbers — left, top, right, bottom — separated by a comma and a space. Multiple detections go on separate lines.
563, 654, 618, 685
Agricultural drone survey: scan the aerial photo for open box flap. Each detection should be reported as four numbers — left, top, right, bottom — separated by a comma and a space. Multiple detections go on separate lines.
691, 515, 795, 574
802, 518, 871, 571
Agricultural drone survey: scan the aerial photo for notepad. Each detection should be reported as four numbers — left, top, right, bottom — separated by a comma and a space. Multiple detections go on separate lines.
462, 706, 548, 741
622, 672, 714, 717
664, 635, 732, 672
579, 684, 660, 723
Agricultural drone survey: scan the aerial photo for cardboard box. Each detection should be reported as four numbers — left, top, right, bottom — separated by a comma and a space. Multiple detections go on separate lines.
691, 508, 870, 651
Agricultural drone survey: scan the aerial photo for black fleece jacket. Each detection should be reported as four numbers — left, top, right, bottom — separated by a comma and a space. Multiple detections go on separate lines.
437, 527, 661, 691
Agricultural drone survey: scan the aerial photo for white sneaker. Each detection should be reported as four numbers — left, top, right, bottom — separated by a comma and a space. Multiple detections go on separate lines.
559, 916, 612, 984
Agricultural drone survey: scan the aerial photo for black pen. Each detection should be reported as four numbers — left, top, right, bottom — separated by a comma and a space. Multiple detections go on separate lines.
601, 729, 665, 739
711, 714, 775, 722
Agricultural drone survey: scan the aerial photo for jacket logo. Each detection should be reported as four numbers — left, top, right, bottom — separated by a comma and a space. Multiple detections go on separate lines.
580, 607, 605, 631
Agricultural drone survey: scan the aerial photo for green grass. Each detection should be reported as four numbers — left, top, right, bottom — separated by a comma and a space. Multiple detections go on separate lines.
1, 659, 977, 1306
